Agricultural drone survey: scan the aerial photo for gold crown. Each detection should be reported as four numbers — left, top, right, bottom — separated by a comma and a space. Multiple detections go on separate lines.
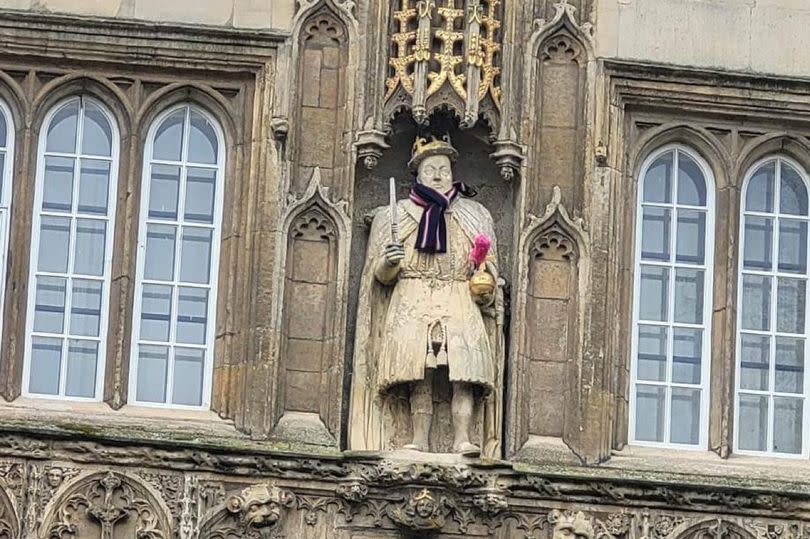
407, 134, 459, 171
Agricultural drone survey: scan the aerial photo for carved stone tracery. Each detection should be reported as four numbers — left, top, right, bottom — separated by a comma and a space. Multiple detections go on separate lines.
41, 471, 172, 539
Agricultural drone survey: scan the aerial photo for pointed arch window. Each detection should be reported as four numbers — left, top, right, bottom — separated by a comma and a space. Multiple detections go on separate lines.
129, 104, 225, 409
23, 96, 119, 399
735, 156, 810, 457
630, 145, 715, 448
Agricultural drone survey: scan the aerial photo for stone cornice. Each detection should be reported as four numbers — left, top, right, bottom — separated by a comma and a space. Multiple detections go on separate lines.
0, 8, 285, 69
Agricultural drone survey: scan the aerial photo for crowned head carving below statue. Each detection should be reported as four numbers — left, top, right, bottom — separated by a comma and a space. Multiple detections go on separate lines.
349, 134, 505, 457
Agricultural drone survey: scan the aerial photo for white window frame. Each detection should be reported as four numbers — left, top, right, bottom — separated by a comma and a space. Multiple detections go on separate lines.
22, 95, 120, 401
734, 155, 810, 458
0, 99, 14, 348
629, 144, 715, 450
128, 103, 226, 410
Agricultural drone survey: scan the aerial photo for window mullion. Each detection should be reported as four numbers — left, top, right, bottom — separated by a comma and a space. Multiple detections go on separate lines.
662, 150, 680, 444
767, 160, 782, 452
165, 107, 193, 405
58, 103, 86, 398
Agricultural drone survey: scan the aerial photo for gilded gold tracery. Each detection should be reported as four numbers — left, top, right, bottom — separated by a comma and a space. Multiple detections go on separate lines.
385, 0, 502, 128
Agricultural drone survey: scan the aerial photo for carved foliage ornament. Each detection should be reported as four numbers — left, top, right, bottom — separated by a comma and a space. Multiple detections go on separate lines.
385, 0, 502, 128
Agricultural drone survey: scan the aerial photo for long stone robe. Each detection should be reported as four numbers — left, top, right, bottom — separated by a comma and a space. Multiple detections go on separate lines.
349, 196, 505, 456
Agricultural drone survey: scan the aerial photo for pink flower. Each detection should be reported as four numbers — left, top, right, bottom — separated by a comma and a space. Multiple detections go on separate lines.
470, 234, 491, 266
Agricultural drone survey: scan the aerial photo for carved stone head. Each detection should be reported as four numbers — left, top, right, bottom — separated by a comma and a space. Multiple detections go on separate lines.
389, 488, 450, 532
46, 467, 64, 488
414, 490, 438, 519
226, 484, 292, 529
553, 511, 595, 539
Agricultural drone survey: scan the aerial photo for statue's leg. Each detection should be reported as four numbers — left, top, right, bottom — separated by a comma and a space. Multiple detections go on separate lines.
451, 382, 480, 456
404, 370, 434, 452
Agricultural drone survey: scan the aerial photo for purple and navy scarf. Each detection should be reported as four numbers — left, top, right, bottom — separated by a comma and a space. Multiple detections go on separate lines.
409, 182, 476, 253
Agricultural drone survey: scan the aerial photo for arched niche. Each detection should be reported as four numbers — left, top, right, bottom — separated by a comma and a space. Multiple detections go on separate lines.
290, 5, 351, 196
268, 167, 349, 447
347, 114, 516, 453
524, 28, 589, 214
38, 470, 173, 539
276, 205, 341, 444
508, 186, 588, 458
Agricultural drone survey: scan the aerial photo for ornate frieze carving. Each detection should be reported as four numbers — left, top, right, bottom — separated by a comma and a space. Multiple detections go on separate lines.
3, 434, 810, 538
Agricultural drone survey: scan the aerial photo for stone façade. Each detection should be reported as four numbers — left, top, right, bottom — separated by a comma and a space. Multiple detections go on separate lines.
0, 0, 810, 538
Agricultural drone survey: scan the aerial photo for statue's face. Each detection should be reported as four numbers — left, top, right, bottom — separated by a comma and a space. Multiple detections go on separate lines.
417, 154, 454, 193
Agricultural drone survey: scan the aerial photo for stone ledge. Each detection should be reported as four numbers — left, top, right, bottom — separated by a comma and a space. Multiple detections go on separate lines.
0, 405, 808, 502
0, 399, 344, 458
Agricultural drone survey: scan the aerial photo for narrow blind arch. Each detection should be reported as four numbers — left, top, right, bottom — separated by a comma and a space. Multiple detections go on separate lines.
629, 145, 715, 448
129, 103, 225, 409
736, 156, 810, 457
23, 95, 119, 400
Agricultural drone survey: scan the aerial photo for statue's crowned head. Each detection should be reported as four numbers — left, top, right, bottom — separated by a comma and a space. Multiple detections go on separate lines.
409, 134, 459, 192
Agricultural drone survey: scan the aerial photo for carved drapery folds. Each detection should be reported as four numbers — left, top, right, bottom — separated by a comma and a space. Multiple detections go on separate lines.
39, 471, 172, 539
384, 0, 502, 129
508, 186, 588, 459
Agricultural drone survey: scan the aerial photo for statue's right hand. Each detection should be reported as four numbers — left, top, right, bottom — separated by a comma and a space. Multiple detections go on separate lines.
383, 242, 405, 267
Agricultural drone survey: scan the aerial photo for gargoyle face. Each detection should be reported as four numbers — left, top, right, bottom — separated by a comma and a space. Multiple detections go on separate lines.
244, 500, 281, 528
554, 523, 576, 539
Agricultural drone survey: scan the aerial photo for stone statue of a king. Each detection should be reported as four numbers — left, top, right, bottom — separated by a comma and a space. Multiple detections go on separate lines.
349, 135, 505, 457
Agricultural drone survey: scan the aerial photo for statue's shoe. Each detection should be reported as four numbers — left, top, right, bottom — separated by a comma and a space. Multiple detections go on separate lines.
454, 442, 481, 457
403, 443, 427, 452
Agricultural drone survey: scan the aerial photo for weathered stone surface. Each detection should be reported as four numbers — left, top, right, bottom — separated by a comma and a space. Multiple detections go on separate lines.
0, 2, 808, 538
